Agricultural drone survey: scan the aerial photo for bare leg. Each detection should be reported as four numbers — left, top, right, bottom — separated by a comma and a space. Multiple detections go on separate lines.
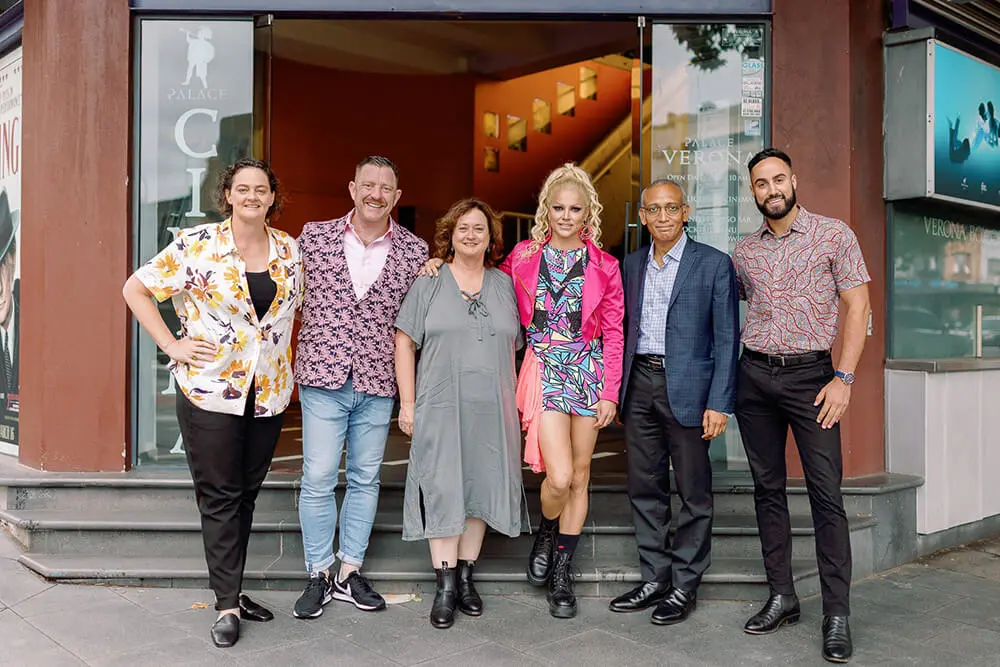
558, 415, 599, 535
429, 536, 461, 569
538, 411, 574, 520
458, 518, 487, 562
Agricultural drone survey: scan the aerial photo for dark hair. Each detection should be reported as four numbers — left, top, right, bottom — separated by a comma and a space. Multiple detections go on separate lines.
355, 155, 399, 185
989, 101, 995, 117
214, 158, 284, 221
747, 147, 793, 175
432, 198, 504, 268
979, 102, 987, 118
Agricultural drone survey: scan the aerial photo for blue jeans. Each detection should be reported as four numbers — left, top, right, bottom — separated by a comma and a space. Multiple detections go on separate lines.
298, 378, 394, 573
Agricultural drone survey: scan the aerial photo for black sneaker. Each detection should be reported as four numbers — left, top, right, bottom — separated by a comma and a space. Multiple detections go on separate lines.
332, 571, 386, 611
293, 572, 333, 619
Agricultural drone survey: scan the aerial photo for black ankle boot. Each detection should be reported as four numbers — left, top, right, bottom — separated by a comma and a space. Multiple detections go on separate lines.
547, 549, 577, 619
527, 518, 557, 587
457, 560, 483, 617
430, 562, 457, 629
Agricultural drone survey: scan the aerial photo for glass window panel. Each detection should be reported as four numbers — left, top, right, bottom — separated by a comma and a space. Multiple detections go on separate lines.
134, 19, 254, 465
507, 115, 527, 151
580, 65, 597, 101
888, 204, 1000, 359
532, 98, 551, 134
648, 22, 768, 473
556, 82, 575, 117
483, 111, 499, 138
648, 23, 767, 256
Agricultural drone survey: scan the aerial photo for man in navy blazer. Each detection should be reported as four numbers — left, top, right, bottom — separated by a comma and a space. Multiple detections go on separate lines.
609, 179, 740, 625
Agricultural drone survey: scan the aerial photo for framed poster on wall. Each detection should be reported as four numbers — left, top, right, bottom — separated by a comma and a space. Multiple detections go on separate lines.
0, 44, 20, 456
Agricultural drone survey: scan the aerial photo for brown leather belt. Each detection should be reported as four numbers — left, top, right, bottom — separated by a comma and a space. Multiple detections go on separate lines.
635, 354, 665, 369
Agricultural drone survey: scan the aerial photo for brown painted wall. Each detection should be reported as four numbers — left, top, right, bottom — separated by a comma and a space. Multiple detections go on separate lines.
771, 0, 886, 478
20, 0, 131, 470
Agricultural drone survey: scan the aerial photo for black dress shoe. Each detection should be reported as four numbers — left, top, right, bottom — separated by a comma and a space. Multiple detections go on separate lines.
609, 581, 670, 613
238, 594, 274, 622
650, 587, 697, 625
526, 520, 557, 587
457, 560, 483, 617
822, 615, 852, 663
743, 592, 801, 635
210, 613, 240, 648
430, 563, 457, 629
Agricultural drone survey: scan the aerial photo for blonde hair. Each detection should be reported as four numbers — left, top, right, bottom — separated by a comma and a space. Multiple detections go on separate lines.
528, 163, 604, 251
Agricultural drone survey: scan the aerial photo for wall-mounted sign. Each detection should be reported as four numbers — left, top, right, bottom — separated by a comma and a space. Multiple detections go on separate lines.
885, 34, 1000, 213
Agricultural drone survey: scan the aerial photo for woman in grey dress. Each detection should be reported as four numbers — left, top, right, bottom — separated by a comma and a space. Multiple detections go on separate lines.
394, 198, 525, 630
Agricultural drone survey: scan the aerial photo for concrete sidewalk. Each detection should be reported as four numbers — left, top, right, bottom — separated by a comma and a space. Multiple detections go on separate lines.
2, 530, 999, 666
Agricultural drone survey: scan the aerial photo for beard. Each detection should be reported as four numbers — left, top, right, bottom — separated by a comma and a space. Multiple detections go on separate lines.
755, 188, 797, 220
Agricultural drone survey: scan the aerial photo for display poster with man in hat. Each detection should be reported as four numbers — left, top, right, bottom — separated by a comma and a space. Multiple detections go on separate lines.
0, 46, 21, 456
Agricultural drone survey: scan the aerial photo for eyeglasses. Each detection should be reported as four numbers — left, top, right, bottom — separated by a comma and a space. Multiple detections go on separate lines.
640, 203, 685, 217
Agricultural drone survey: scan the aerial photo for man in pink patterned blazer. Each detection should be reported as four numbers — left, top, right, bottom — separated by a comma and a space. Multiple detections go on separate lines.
292, 156, 427, 620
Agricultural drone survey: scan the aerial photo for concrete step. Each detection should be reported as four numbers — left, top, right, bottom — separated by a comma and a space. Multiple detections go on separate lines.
0, 505, 877, 563
17, 552, 823, 600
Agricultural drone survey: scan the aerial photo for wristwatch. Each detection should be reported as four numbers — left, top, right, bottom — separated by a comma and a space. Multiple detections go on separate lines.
834, 370, 855, 385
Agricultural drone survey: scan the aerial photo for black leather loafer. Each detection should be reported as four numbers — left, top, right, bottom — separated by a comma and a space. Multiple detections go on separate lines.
609, 581, 671, 613
650, 587, 697, 625
210, 613, 240, 648
239, 594, 274, 622
822, 615, 852, 663
743, 593, 801, 635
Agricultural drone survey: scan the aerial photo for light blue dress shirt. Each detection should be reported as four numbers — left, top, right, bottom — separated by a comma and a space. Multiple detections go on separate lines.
636, 233, 688, 356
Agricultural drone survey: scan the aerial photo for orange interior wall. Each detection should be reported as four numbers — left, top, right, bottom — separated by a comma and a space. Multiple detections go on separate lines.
268, 57, 477, 242
474, 62, 632, 214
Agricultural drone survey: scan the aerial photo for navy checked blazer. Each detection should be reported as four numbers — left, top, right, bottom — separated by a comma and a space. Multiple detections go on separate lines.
620, 236, 740, 427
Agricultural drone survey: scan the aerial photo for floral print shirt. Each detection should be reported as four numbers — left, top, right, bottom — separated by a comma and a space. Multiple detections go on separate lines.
135, 219, 304, 417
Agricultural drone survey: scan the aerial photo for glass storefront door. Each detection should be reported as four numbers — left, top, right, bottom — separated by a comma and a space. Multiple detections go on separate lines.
637, 20, 770, 471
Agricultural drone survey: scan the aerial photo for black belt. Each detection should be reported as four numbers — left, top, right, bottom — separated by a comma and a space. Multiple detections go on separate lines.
742, 348, 830, 368
635, 354, 664, 369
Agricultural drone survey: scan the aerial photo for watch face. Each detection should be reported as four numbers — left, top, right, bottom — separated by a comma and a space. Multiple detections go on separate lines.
839, 371, 855, 385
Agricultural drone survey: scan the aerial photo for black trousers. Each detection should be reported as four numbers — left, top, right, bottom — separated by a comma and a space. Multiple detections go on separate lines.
176, 387, 284, 610
735, 354, 852, 616
624, 358, 713, 591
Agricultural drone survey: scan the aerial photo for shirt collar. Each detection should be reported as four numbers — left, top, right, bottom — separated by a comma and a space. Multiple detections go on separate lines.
346, 210, 395, 243
648, 232, 688, 265
217, 217, 281, 263
760, 206, 811, 238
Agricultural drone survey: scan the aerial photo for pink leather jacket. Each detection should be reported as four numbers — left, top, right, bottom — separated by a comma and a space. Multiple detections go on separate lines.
500, 239, 625, 402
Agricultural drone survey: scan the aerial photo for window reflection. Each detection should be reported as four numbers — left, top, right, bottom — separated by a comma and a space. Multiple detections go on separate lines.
556, 82, 575, 117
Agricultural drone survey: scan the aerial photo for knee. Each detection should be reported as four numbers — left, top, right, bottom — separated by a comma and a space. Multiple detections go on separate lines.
570, 468, 591, 495
545, 471, 573, 496
300, 461, 338, 496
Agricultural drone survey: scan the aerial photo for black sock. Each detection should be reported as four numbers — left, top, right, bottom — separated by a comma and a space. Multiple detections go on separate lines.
539, 515, 558, 532
556, 533, 580, 557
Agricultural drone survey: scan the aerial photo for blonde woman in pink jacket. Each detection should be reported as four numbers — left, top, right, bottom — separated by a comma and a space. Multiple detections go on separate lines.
422, 163, 624, 618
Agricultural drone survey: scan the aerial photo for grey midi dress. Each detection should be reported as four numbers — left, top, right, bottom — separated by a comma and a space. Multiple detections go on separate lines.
395, 265, 527, 540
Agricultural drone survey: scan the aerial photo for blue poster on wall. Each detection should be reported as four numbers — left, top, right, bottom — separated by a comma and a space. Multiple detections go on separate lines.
933, 43, 1000, 211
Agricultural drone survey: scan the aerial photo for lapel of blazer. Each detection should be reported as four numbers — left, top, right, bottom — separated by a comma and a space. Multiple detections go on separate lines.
632, 247, 649, 325
668, 236, 698, 312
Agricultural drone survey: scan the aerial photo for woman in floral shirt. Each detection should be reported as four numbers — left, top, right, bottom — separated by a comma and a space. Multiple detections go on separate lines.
122, 158, 302, 649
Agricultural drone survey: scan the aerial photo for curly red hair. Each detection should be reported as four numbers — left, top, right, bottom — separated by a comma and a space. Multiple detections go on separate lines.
432, 198, 505, 268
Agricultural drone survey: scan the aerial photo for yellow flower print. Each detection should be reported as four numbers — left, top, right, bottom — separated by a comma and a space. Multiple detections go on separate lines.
255, 375, 274, 403
154, 253, 181, 278
219, 359, 252, 382
231, 330, 249, 353
189, 271, 223, 307
225, 266, 248, 300
150, 285, 177, 302
189, 238, 209, 258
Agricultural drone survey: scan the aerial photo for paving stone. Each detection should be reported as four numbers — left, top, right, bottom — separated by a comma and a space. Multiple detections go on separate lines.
13, 583, 133, 618
920, 621, 1000, 659
0, 558, 54, 607
921, 548, 1000, 581
23, 605, 169, 663
112, 586, 216, 616
0, 609, 87, 667
876, 564, 1000, 601
328, 604, 488, 665
0, 529, 24, 560
234, 637, 398, 667
413, 641, 549, 667
528, 628, 668, 667
87, 637, 239, 667
928, 595, 1000, 633
600, 600, 754, 649
849, 576, 968, 614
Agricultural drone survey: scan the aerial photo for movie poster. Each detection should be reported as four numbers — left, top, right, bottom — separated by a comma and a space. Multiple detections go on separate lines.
934, 43, 1000, 211
0, 46, 20, 455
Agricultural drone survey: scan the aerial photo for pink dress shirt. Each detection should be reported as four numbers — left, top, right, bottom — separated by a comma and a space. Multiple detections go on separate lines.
343, 214, 394, 300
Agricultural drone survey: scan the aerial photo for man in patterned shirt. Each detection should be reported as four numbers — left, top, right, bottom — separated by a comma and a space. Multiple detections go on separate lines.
734, 148, 871, 663
293, 156, 428, 619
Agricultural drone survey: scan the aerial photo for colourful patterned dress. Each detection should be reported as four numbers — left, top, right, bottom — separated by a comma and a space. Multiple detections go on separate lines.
526, 244, 605, 417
